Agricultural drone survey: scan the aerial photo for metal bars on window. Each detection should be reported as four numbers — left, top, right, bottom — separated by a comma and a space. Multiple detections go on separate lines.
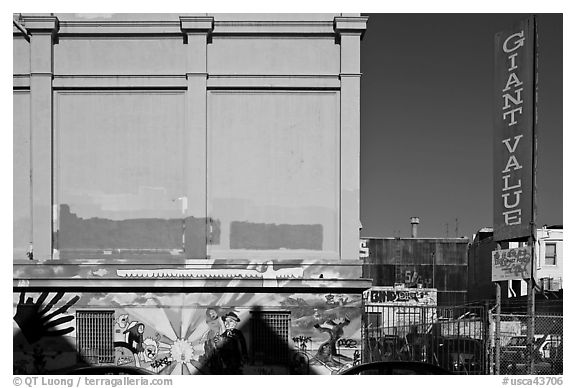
76, 310, 115, 365
251, 311, 291, 364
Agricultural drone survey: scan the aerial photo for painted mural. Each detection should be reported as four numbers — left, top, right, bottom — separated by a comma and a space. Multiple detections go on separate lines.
14, 291, 362, 375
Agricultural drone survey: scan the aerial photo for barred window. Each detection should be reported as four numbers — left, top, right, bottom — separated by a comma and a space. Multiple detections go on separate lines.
545, 243, 557, 266
251, 311, 291, 364
76, 310, 115, 364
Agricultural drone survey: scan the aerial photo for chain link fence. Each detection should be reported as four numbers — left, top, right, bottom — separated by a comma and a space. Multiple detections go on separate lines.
362, 305, 487, 375
490, 313, 563, 375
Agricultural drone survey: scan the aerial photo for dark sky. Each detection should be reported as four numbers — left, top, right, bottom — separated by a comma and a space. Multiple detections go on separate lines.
360, 13, 563, 239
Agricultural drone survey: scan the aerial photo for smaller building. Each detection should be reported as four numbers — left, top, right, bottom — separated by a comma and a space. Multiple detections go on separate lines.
360, 233, 469, 306
467, 225, 563, 313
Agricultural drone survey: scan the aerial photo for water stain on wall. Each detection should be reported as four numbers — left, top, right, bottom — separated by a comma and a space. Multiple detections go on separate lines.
57, 205, 219, 258
229, 221, 322, 250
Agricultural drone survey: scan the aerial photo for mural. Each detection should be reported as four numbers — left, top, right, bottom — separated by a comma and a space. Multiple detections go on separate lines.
217, 312, 248, 373
13, 291, 362, 375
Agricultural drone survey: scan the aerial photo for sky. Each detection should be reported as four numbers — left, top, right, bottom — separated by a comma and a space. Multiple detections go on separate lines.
359, 13, 563, 240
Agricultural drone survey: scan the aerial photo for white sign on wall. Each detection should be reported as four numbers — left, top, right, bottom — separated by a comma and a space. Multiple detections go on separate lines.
492, 246, 532, 281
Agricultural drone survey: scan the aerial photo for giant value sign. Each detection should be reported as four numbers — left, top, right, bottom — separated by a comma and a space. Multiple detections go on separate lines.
493, 17, 537, 242
491, 246, 532, 281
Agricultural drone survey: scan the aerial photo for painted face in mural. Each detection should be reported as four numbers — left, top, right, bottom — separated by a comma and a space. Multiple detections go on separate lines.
142, 338, 158, 361
224, 317, 238, 330
137, 324, 145, 334
207, 319, 221, 332
207, 309, 218, 321
116, 314, 129, 328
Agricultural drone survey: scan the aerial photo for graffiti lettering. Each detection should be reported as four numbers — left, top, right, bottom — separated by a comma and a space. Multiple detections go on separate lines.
325, 294, 349, 306
368, 290, 434, 304
292, 336, 312, 351
150, 357, 172, 369
492, 247, 532, 280
353, 350, 361, 366
402, 271, 433, 288
337, 338, 358, 348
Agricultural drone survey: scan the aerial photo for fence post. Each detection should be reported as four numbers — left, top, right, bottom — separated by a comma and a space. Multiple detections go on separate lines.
495, 283, 501, 375
485, 300, 491, 375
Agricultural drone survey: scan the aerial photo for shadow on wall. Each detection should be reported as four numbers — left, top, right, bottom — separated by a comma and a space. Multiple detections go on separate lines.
13, 294, 321, 375
13, 292, 89, 374
191, 306, 318, 375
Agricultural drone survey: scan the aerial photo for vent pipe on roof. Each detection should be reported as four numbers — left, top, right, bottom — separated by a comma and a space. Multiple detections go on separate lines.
410, 217, 420, 238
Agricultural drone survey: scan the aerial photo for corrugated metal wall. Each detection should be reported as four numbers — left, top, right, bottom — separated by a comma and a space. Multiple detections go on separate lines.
362, 238, 469, 306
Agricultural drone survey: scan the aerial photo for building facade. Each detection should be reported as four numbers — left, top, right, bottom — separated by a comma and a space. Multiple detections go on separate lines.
467, 226, 563, 312
360, 236, 469, 306
13, 13, 370, 375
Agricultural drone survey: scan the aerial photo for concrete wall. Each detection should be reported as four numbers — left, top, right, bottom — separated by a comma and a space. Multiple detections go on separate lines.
12, 13, 367, 262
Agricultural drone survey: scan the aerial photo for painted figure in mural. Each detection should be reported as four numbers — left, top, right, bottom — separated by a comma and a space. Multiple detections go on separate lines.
114, 314, 129, 343
198, 308, 224, 373
313, 316, 351, 365
124, 322, 146, 361
217, 312, 248, 374
142, 337, 159, 362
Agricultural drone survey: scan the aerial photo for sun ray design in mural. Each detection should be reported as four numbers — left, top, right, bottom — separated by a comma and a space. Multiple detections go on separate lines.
114, 293, 255, 375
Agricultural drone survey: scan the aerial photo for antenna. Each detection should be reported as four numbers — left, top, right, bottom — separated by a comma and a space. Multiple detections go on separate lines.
455, 218, 459, 237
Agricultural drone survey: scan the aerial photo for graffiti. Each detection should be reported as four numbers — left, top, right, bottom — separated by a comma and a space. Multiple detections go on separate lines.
198, 308, 223, 373
403, 271, 433, 288
142, 338, 159, 362
14, 291, 362, 375
325, 294, 349, 306
150, 356, 172, 370
13, 292, 80, 344
114, 314, 129, 342
337, 338, 357, 348
313, 316, 352, 366
492, 247, 531, 280
364, 288, 437, 306
217, 312, 248, 374
292, 336, 312, 351
123, 322, 147, 361
353, 350, 361, 366
360, 239, 369, 258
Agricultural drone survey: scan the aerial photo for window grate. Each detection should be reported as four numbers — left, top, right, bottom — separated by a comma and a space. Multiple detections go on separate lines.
251, 311, 291, 364
76, 310, 115, 365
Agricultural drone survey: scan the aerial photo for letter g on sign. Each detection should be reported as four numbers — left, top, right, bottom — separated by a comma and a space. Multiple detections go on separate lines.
503, 31, 525, 53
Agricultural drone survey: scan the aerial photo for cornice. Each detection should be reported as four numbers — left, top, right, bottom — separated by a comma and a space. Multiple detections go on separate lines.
21, 15, 59, 35
334, 16, 368, 39
180, 16, 214, 34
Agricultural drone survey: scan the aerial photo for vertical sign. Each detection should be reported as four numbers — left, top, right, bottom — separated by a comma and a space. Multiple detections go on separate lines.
493, 17, 537, 242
